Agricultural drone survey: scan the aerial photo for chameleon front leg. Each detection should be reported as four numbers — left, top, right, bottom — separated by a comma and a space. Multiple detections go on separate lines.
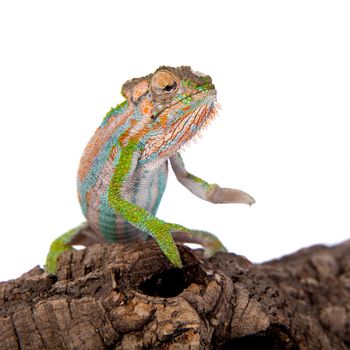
108, 142, 226, 268
108, 192, 227, 267
108, 142, 185, 267
170, 152, 255, 205
108, 195, 185, 268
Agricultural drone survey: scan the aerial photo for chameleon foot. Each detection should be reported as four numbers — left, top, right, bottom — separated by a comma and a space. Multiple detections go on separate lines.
209, 185, 255, 205
45, 225, 84, 274
172, 229, 227, 258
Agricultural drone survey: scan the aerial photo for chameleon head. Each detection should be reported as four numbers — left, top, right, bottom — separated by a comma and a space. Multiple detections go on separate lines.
121, 66, 218, 163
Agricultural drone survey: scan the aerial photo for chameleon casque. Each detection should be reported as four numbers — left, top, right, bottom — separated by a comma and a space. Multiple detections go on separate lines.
46, 66, 255, 273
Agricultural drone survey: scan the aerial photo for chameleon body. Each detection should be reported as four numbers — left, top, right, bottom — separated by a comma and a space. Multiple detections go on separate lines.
46, 66, 255, 273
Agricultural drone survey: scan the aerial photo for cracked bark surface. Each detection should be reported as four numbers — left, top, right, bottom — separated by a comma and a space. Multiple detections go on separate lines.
1, 239, 350, 349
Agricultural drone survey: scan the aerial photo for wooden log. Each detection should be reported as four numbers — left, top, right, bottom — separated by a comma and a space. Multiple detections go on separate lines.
1, 239, 350, 349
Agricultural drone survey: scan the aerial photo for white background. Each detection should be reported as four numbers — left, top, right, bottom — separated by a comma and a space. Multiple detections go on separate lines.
1, 1, 349, 281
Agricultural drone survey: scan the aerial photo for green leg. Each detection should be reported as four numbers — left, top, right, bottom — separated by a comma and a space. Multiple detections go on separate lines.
109, 193, 185, 268
108, 142, 229, 269
45, 225, 84, 274
108, 142, 187, 268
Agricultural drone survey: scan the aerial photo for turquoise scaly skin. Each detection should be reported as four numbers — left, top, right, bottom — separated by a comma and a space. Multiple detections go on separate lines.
45, 66, 255, 273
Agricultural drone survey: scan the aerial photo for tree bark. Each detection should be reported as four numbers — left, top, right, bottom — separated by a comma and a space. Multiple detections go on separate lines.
1, 239, 350, 349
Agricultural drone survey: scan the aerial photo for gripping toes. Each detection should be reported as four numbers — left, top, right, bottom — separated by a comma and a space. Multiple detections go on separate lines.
203, 236, 228, 258
171, 229, 228, 258
154, 224, 183, 268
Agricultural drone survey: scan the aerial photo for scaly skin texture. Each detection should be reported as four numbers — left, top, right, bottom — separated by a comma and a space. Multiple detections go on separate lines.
45, 66, 255, 273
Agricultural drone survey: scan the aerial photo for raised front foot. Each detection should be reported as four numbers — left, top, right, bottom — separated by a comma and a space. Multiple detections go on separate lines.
208, 185, 255, 205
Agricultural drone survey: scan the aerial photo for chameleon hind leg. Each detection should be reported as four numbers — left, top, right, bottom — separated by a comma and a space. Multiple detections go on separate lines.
172, 230, 228, 257
45, 223, 104, 274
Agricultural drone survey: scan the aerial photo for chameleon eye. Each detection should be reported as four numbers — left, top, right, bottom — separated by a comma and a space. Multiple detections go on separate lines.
151, 70, 179, 95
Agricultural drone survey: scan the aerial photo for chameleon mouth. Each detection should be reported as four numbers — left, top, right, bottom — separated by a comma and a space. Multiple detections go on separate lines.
152, 86, 217, 120
141, 92, 218, 162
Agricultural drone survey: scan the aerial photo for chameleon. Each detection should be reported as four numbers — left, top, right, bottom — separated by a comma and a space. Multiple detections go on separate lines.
45, 66, 255, 273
